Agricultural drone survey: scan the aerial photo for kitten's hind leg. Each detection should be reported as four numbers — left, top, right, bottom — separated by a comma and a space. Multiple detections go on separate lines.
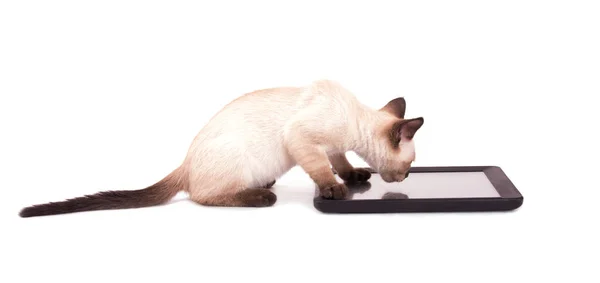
192, 188, 277, 207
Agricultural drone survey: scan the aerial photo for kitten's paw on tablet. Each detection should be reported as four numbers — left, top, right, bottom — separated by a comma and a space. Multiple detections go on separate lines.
320, 183, 349, 200
339, 168, 372, 183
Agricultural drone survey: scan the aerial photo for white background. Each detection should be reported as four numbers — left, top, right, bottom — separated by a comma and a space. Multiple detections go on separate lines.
1, 1, 599, 282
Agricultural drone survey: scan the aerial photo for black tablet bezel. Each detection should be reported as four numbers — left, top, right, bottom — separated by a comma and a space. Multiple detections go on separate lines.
313, 166, 523, 213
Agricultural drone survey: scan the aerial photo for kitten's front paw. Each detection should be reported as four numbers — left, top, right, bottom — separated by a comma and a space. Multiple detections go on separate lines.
338, 168, 372, 183
320, 183, 349, 200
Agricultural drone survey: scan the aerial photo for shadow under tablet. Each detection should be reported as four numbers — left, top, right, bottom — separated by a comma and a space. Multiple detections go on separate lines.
313, 166, 523, 213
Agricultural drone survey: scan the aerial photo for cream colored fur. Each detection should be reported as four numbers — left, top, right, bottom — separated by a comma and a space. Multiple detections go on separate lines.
177, 79, 422, 203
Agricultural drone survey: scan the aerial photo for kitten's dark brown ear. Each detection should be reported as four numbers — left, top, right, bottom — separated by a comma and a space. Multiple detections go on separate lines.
389, 117, 424, 146
381, 97, 406, 118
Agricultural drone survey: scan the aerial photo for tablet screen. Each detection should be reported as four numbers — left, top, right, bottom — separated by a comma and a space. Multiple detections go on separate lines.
341, 172, 500, 200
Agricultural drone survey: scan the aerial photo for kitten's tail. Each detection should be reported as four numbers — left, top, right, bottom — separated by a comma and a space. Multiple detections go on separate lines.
19, 166, 188, 218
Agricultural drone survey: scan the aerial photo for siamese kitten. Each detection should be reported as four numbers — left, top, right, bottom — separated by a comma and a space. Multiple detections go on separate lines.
19, 79, 424, 217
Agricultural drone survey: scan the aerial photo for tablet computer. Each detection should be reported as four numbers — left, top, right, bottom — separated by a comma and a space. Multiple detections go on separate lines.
313, 166, 523, 213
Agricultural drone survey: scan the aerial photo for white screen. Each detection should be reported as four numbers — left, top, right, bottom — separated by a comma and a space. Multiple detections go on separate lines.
340, 172, 500, 200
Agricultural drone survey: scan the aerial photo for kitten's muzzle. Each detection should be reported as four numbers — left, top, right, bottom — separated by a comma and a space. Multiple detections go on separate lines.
381, 171, 410, 183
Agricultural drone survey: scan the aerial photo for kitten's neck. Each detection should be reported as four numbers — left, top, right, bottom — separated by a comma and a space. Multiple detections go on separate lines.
348, 104, 394, 167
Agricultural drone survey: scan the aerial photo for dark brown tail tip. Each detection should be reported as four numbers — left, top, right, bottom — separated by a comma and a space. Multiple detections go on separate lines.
19, 202, 74, 218
19, 205, 51, 218
19, 207, 37, 218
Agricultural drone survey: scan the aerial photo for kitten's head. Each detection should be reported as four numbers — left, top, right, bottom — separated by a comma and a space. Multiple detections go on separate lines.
372, 97, 424, 183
